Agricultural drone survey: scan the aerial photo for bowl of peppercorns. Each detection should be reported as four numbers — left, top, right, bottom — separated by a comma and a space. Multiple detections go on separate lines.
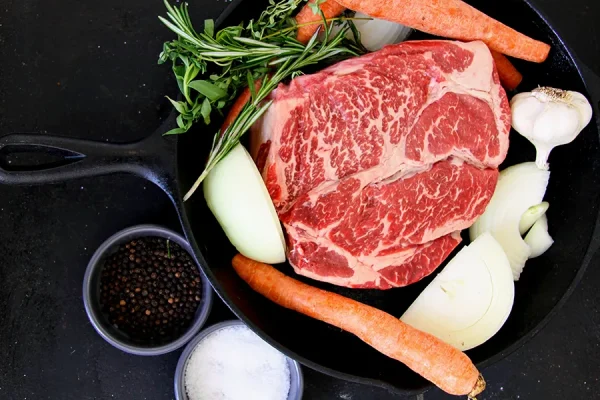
83, 224, 213, 355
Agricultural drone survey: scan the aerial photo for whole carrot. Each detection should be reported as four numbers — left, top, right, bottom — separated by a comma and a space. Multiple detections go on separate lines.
232, 254, 486, 397
333, 0, 550, 62
490, 50, 523, 91
296, 0, 347, 44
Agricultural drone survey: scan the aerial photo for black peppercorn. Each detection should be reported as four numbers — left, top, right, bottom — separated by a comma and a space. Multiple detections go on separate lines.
99, 237, 203, 345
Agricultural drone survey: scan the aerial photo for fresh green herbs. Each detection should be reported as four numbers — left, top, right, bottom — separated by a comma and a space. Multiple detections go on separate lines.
158, 0, 365, 200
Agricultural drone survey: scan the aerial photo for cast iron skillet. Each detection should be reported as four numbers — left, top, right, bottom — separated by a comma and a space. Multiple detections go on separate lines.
1, 0, 599, 395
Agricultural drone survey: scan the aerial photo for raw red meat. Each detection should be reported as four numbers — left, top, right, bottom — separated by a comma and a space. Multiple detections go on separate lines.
250, 40, 510, 289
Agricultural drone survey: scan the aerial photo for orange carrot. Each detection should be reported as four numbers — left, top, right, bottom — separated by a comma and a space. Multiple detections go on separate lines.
295, 0, 347, 44
490, 50, 523, 91
220, 80, 263, 133
232, 254, 486, 397
333, 0, 550, 62
221, 88, 251, 132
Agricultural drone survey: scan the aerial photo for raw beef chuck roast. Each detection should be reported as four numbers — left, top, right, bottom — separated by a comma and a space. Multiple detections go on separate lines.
250, 40, 511, 289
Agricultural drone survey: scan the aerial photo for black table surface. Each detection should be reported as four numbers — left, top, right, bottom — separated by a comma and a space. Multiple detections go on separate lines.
1, 0, 599, 399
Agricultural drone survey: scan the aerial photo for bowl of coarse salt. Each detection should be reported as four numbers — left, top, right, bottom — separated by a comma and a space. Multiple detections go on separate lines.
174, 319, 303, 400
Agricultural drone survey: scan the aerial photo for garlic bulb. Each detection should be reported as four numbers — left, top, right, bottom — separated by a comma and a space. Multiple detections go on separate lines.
510, 87, 593, 170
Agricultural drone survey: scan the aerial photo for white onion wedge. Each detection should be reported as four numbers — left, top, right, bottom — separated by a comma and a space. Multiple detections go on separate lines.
470, 162, 550, 280
524, 214, 554, 258
328, 12, 412, 51
519, 202, 550, 235
352, 12, 412, 51
203, 144, 286, 264
401, 233, 514, 351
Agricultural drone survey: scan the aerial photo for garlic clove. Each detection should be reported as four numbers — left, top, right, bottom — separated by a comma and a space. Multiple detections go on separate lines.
570, 91, 593, 132
511, 94, 545, 139
531, 103, 581, 146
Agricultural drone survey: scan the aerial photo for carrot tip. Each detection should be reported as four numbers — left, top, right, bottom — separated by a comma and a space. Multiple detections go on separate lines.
468, 375, 486, 399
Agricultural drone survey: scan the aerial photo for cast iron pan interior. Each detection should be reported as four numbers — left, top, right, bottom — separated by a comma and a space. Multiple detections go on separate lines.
176, 0, 600, 394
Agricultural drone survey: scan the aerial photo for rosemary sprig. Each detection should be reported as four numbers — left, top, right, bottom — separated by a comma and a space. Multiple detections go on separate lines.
158, 0, 365, 200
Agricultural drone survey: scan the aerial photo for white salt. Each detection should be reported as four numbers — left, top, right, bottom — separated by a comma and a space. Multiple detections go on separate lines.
184, 325, 291, 400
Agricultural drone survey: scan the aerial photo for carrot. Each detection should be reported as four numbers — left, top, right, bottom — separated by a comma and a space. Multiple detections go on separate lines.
221, 88, 251, 132
232, 254, 486, 397
220, 79, 264, 133
333, 0, 550, 62
295, 0, 347, 44
490, 50, 523, 91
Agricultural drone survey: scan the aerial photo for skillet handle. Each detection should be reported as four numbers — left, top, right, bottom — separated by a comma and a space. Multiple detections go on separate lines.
0, 134, 144, 184
0, 131, 177, 197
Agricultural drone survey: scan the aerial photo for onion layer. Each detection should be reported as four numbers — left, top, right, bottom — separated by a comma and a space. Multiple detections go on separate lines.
203, 144, 286, 264
470, 162, 550, 280
401, 233, 514, 351
352, 12, 412, 51
328, 12, 412, 51
519, 202, 549, 235
524, 214, 554, 258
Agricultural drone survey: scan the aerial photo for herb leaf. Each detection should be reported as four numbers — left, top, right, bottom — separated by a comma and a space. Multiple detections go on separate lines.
308, 0, 327, 14
188, 80, 227, 100
166, 96, 188, 114
200, 98, 212, 125
204, 19, 215, 38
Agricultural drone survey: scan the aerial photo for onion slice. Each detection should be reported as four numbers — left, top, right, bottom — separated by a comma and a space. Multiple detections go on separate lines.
519, 202, 549, 235
470, 162, 550, 280
203, 144, 286, 264
401, 233, 514, 351
524, 214, 554, 258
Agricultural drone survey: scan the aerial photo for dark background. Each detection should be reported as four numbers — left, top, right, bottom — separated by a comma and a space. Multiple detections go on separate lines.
0, 0, 599, 399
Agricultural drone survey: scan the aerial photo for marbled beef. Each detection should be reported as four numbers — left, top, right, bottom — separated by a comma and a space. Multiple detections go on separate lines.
250, 40, 510, 289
